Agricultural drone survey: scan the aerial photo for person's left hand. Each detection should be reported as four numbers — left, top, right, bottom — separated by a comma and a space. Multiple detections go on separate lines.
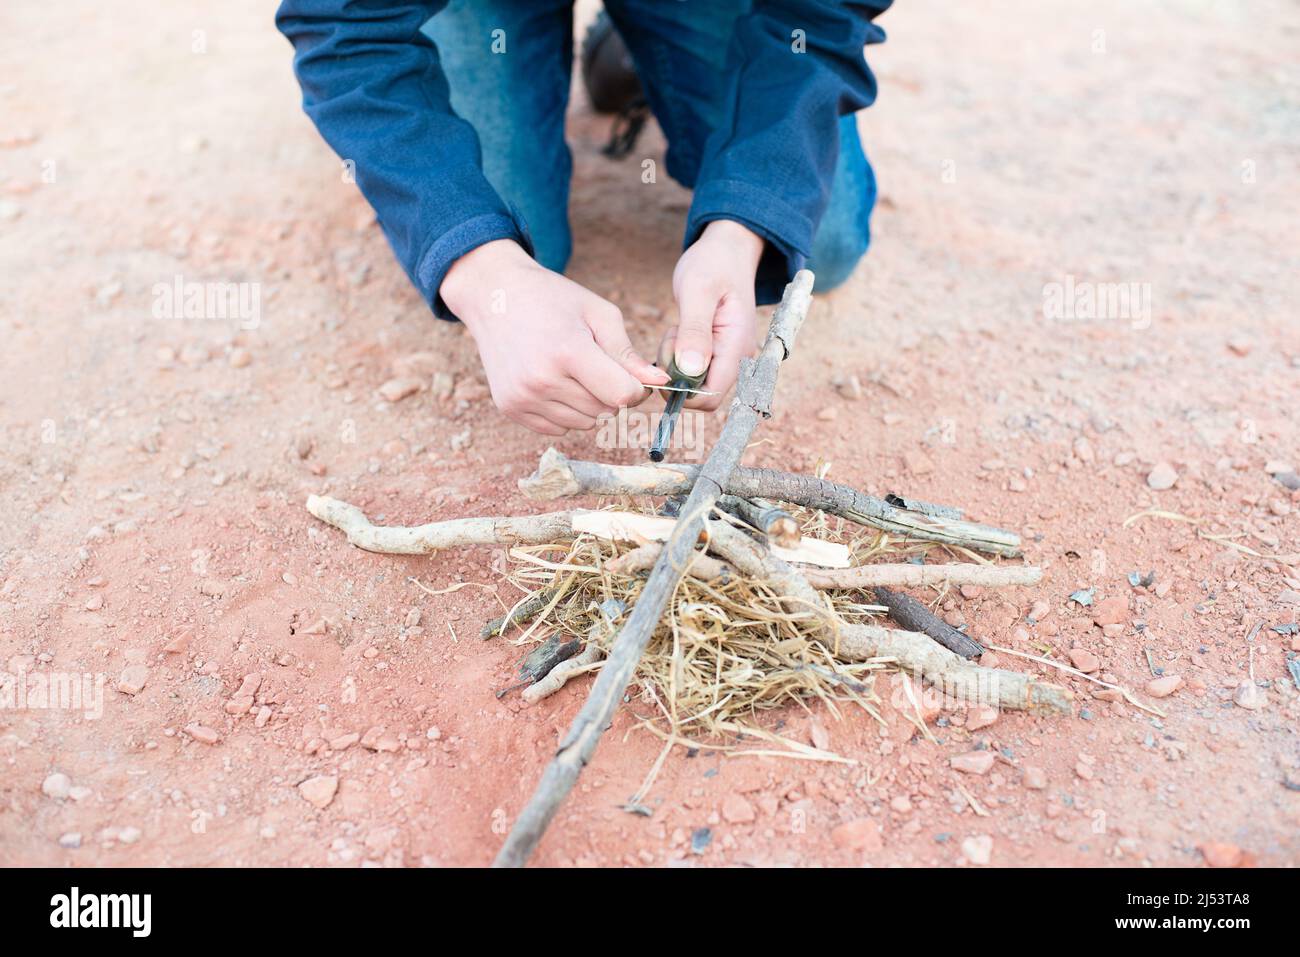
661, 219, 765, 411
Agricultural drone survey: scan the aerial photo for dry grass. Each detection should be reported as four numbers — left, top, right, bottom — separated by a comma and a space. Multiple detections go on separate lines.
495, 502, 968, 758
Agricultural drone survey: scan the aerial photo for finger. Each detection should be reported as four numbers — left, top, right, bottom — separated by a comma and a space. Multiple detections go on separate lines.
513, 411, 566, 436
686, 299, 757, 412
564, 340, 648, 409
588, 303, 669, 387
546, 378, 615, 419
672, 278, 718, 378
537, 400, 598, 432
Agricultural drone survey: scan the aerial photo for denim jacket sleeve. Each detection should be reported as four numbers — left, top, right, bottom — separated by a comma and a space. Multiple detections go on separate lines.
275, 0, 532, 318
684, 1, 892, 303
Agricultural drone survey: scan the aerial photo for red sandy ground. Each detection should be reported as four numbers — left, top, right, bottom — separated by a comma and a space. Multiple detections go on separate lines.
1, 1, 1298, 867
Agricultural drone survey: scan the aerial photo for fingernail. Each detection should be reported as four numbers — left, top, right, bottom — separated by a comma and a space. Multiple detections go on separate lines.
676, 350, 706, 377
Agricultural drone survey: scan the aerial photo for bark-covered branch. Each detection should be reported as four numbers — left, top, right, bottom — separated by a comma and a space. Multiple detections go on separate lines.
519, 452, 1022, 557
306, 495, 576, 553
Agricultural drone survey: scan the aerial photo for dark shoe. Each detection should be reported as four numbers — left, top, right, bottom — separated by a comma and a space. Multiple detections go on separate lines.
581, 11, 649, 159
581, 11, 642, 114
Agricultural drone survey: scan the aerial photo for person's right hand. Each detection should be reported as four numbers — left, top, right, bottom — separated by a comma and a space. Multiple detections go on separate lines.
440, 240, 668, 435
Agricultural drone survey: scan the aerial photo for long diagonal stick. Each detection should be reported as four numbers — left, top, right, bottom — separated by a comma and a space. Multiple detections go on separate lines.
492, 271, 816, 867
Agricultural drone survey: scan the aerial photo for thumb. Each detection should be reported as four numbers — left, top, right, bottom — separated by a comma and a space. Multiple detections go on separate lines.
588, 304, 668, 385
672, 281, 716, 378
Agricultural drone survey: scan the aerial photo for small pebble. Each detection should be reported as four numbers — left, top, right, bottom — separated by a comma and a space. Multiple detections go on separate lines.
298, 775, 339, 809
1067, 648, 1100, 673
42, 772, 72, 800
184, 723, 220, 745
1232, 681, 1266, 711
117, 665, 149, 696
1146, 674, 1182, 698
1023, 767, 1047, 790
961, 834, 993, 865
1146, 462, 1178, 490
1199, 842, 1243, 868
951, 751, 995, 775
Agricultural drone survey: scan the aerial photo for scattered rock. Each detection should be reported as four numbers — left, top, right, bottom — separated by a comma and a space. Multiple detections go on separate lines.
1023, 766, 1048, 790
1273, 471, 1300, 492
831, 818, 882, 852
1067, 648, 1100, 673
1199, 842, 1243, 868
377, 376, 424, 402
84, 594, 104, 611
690, 827, 712, 855
1069, 587, 1095, 607
183, 723, 220, 745
229, 347, 252, 368
298, 775, 339, 809
431, 372, 454, 400
721, 793, 756, 825
360, 726, 400, 752
162, 630, 192, 654
832, 374, 863, 400
1146, 674, 1182, 698
966, 707, 998, 731
233, 674, 262, 699
58, 832, 82, 849
951, 751, 995, 775
889, 795, 913, 814
1146, 462, 1178, 490
961, 834, 993, 865
1092, 596, 1129, 627
117, 665, 149, 696
42, 772, 72, 800
1232, 681, 1266, 711
452, 378, 490, 403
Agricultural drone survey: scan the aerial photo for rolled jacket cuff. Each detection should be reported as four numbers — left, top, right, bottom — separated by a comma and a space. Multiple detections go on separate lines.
685, 178, 813, 306
416, 206, 535, 321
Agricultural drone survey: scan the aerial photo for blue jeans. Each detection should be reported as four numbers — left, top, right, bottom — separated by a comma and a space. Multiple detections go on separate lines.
424, 0, 875, 292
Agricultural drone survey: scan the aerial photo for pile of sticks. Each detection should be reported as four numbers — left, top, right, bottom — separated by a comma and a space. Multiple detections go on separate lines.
305, 271, 1070, 868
